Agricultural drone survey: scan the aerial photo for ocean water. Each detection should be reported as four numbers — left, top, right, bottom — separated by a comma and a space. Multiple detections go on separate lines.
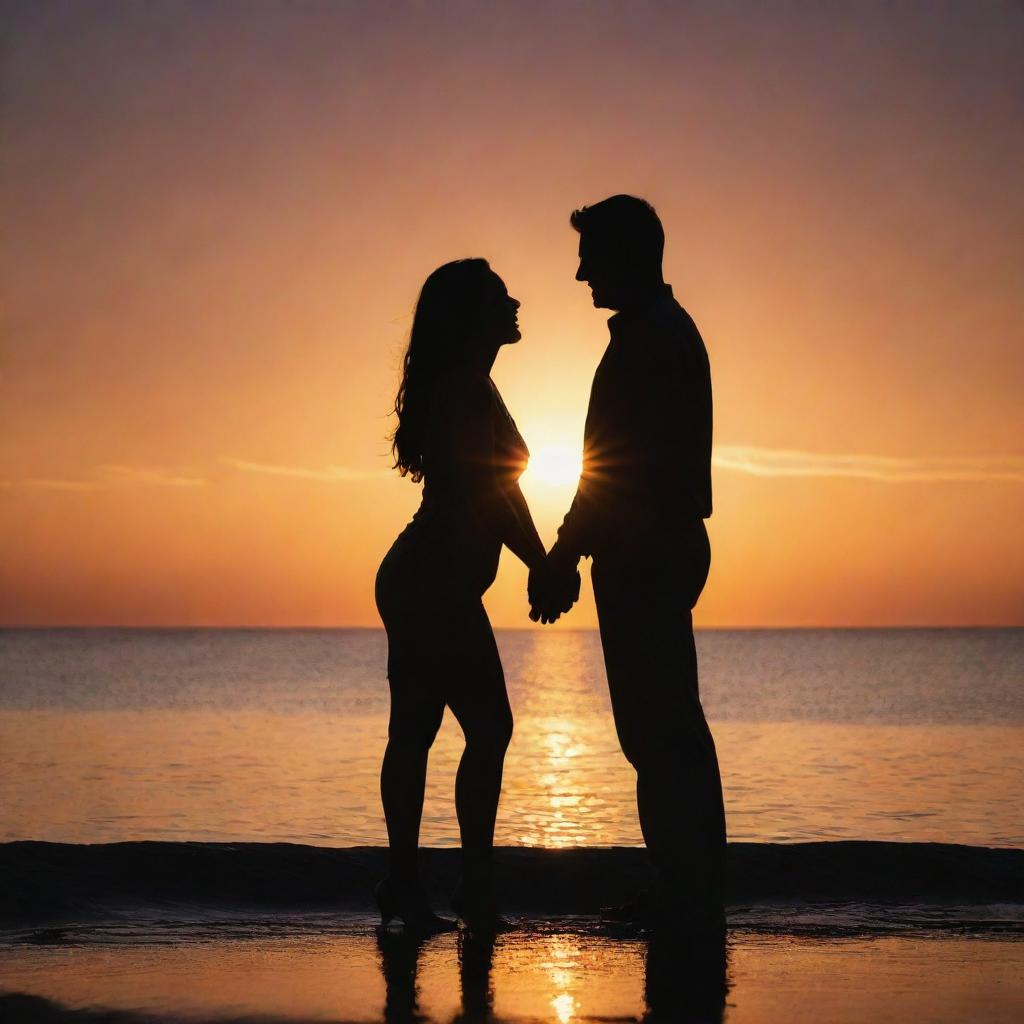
1, 628, 1021, 848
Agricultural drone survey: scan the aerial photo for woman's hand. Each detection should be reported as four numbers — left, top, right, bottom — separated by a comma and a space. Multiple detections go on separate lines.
528, 555, 581, 624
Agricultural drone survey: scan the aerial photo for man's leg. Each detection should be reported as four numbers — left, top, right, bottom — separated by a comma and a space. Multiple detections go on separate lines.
592, 540, 726, 912
636, 604, 726, 904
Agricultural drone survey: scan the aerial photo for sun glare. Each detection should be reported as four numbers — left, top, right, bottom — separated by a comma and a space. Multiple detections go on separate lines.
522, 445, 583, 487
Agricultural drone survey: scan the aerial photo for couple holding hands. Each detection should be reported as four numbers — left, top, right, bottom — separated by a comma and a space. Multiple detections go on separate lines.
375, 195, 726, 935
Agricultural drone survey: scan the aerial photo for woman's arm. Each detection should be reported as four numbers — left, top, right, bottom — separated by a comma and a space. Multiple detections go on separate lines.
433, 371, 546, 570
504, 481, 547, 569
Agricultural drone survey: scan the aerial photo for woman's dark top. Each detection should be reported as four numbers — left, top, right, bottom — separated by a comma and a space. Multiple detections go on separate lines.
389, 368, 530, 598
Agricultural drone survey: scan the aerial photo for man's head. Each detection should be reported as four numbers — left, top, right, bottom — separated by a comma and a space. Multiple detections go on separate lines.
571, 194, 664, 310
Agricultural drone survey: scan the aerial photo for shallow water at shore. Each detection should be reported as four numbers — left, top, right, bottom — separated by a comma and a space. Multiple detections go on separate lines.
5, 711, 1020, 847
2, 628, 1022, 848
1, 925, 1022, 1023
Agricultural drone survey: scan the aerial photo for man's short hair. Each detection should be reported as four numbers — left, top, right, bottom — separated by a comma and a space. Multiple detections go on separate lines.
570, 194, 664, 268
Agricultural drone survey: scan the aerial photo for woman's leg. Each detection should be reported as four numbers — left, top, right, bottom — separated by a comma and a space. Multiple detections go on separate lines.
445, 600, 514, 886
380, 697, 444, 883
380, 607, 446, 885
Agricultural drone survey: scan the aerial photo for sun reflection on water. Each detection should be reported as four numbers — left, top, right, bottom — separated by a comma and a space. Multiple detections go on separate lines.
512, 717, 596, 847
551, 992, 577, 1023
541, 935, 582, 1023
498, 628, 629, 848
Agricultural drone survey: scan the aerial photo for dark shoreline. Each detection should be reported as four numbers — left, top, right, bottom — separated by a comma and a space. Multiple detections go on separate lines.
2, 840, 1021, 928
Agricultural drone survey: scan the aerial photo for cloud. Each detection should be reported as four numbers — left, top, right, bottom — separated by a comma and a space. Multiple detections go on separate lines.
96, 465, 206, 487
7, 449, 1020, 495
713, 446, 1024, 483
221, 457, 392, 482
1, 466, 206, 491
0, 477, 103, 491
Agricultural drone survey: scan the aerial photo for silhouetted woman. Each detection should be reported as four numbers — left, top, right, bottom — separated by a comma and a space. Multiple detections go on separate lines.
375, 259, 548, 931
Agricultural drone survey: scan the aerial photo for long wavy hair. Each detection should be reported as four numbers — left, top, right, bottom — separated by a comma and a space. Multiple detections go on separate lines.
390, 258, 494, 482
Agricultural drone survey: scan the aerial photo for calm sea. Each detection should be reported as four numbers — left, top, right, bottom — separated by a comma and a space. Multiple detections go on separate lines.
1, 628, 1021, 848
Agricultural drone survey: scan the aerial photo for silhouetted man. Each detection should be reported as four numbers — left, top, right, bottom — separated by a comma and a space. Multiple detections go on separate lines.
532, 195, 727, 930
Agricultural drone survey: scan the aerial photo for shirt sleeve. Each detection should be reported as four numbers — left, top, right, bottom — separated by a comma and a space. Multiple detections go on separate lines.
555, 350, 629, 558
556, 447, 607, 558
556, 331, 701, 557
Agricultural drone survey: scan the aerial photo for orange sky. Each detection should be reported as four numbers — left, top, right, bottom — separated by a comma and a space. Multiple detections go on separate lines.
2, 1, 1022, 627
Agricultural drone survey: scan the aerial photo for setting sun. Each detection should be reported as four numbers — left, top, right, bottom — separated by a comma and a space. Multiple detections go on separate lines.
522, 445, 584, 487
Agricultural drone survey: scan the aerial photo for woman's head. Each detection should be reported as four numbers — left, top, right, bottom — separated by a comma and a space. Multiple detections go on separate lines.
390, 259, 520, 481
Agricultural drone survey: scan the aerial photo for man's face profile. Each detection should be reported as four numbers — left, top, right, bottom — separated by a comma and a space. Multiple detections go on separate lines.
575, 233, 618, 310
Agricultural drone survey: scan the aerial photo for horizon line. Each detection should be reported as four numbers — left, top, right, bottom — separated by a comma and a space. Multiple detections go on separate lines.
1, 623, 1020, 632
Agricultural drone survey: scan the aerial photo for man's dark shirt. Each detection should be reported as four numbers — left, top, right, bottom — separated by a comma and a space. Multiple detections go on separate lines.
558, 285, 712, 559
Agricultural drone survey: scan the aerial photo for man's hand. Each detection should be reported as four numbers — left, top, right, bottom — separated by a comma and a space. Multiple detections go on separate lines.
528, 548, 582, 624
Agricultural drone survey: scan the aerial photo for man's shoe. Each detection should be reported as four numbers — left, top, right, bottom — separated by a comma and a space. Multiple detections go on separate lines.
600, 888, 657, 926
601, 888, 726, 936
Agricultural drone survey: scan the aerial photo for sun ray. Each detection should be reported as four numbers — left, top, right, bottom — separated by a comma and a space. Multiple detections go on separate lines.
522, 445, 583, 488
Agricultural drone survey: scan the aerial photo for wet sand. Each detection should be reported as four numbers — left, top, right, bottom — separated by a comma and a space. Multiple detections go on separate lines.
1, 922, 1022, 1023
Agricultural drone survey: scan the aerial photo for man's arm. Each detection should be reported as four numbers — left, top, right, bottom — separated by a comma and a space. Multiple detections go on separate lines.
551, 353, 619, 563
552, 339, 649, 563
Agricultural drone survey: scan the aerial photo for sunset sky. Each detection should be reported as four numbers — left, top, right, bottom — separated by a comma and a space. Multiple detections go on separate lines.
2, 0, 1022, 627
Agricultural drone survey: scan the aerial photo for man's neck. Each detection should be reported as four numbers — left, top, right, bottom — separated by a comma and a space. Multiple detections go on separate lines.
613, 281, 670, 317
609, 284, 673, 333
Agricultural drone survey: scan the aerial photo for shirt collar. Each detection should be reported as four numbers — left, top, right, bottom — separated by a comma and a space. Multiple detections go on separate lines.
607, 284, 675, 339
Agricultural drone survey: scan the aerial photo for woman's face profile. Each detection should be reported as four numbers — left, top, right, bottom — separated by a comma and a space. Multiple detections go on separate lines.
480, 272, 521, 348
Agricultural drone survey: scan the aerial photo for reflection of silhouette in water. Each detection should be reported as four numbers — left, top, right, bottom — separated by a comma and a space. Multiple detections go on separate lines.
643, 930, 729, 1024
376, 927, 497, 1024
376, 928, 428, 1024
453, 929, 497, 1022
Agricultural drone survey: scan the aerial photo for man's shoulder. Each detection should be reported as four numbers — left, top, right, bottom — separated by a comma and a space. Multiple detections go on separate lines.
636, 299, 707, 369
657, 296, 703, 339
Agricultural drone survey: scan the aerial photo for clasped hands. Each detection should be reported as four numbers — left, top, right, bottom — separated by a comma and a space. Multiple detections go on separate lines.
528, 548, 581, 625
